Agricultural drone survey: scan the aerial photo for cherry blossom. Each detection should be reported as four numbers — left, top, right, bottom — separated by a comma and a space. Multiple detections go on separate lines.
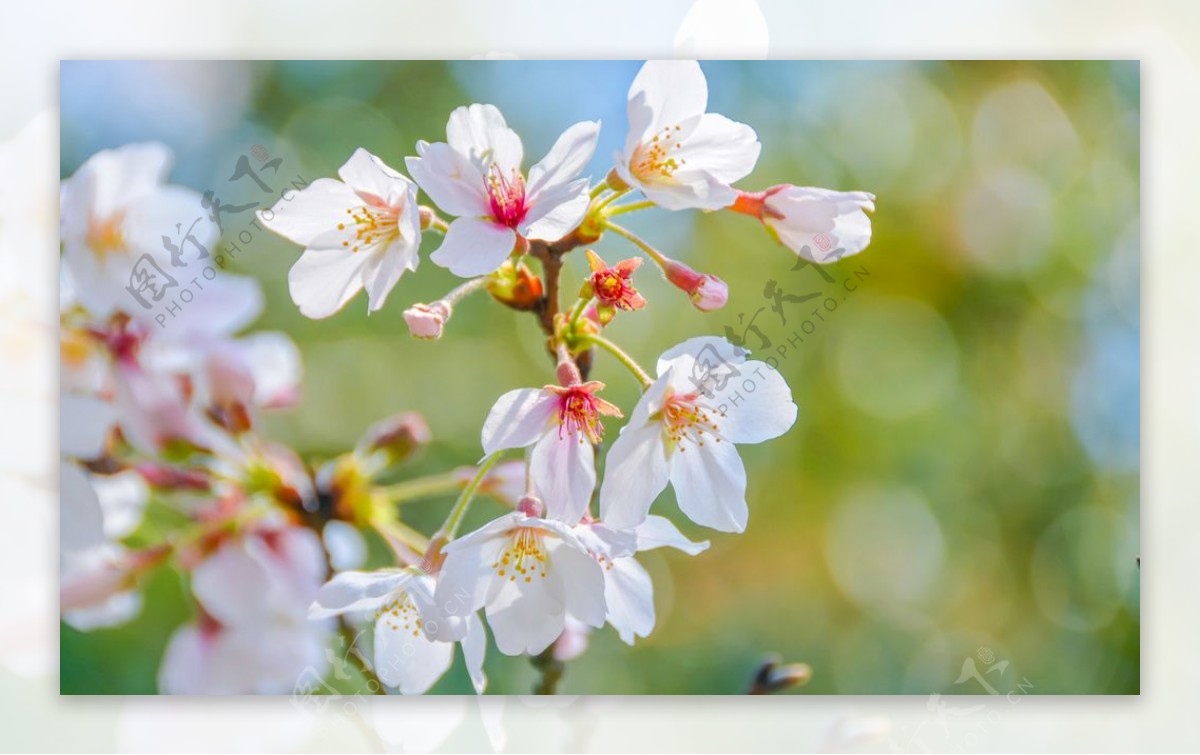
481, 374, 621, 524
731, 185, 876, 263
615, 60, 760, 211
308, 568, 487, 694
259, 149, 422, 318
406, 104, 599, 276
434, 510, 606, 656
599, 336, 797, 532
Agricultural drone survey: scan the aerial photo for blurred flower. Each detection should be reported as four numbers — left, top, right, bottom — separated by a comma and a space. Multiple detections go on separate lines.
614, 60, 760, 210
600, 336, 796, 532
259, 148, 421, 319
59, 142, 219, 319
309, 568, 486, 694
435, 511, 605, 656
481, 378, 620, 524
406, 104, 599, 276
160, 526, 332, 694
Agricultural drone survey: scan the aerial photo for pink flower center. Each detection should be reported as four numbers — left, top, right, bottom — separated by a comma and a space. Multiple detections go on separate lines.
485, 165, 529, 228
661, 392, 724, 452
558, 386, 606, 444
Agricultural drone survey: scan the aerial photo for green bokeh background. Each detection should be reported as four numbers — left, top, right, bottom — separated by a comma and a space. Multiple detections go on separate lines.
60, 60, 1139, 695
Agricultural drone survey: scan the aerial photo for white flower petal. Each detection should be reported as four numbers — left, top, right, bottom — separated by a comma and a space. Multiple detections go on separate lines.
481, 388, 557, 455
430, 217, 516, 278
336, 148, 411, 207
526, 120, 600, 202
669, 436, 749, 532
523, 182, 590, 242
604, 557, 655, 644
530, 428, 595, 524
404, 142, 489, 218
635, 515, 710, 556
598, 417, 671, 531
446, 104, 524, 174
673, 112, 760, 185
483, 570, 565, 656
60, 393, 115, 459
258, 178, 363, 248
362, 234, 420, 313
60, 462, 105, 553
717, 360, 797, 444
286, 246, 373, 319
374, 603, 454, 694
462, 613, 488, 694
548, 539, 607, 628
765, 187, 876, 262
308, 569, 410, 620
627, 61, 708, 143
436, 528, 510, 617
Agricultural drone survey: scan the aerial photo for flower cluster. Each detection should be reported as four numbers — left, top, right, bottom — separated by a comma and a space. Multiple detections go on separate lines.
60, 60, 874, 695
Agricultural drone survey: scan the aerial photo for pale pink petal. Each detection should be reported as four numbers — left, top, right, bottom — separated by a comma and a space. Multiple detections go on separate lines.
308, 569, 410, 620
635, 515, 710, 556
525, 120, 600, 203
598, 416, 671, 531
286, 246, 373, 319
530, 428, 595, 524
669, 436, 748, 533
604, 556, 655, 644
481, 388, 557, 455
430, 217, 515, 278
445, 104, 524, 174
405, 141, 490, 218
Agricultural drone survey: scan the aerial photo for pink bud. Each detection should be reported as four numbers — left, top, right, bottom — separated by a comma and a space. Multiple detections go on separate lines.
517, 495, 544, 518
662, 257, 729, 312
403, 302, 451, 340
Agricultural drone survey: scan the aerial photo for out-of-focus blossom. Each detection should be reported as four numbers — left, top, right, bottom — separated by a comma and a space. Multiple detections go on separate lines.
159, 526, 332, 694
406, 105, 599, 276
615, 61, 760, 211
435, 510, 606, 656
600, 336, 796, 532
309, 568, 487, 694
60, 142, 219, 319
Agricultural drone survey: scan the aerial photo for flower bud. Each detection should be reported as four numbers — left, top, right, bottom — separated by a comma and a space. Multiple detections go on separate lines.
357, 411, 431, 466
517, 495, 545, 518
662, 257, 729, 312
487, 259, 544, 311
403, 302, 451, 340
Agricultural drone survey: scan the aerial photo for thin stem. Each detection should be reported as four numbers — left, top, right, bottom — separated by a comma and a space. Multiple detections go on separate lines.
566, 296, 591, 332
531, 647, 565, 695
437, 451, 503, 540
603, 199, 655, 218
603, 220, 668, 267
588, 183, 610, 200
379, 472, 464, 504
442, 275, 491, 306
582, 333, 652, 389
591, 187, 630, 214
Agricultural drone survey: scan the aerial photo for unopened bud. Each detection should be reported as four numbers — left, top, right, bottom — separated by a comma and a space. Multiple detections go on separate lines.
748, 655, 812, 694
403, 301, 451, 340
357, 412, 431, 466
487, 260, 544, 312
517, 495, 544, 518
662, 257, 729, 312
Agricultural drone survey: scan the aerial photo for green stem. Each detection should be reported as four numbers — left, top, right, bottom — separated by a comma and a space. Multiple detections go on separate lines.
603, 221, 668, 267
437, 452, 503, 540
581, 333, 653, 389
567, 296, 592, 331
603, 199, 655, 218
443, 276, 490, 306
379, 472, 464, 504
588, 183, 610, 200
591, 188, 630, 215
